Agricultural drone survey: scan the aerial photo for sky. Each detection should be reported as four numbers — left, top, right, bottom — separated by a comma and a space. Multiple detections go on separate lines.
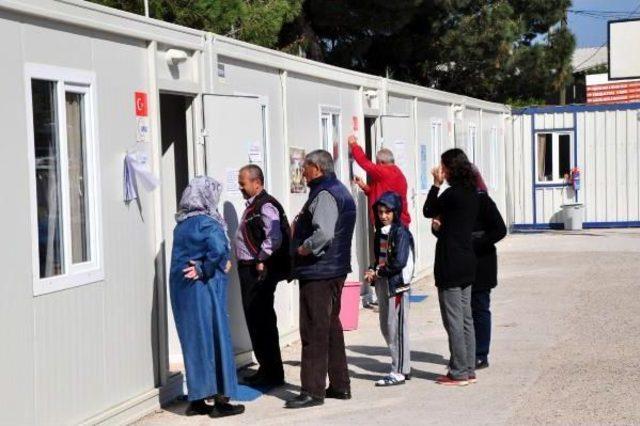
568, 0, 640, 47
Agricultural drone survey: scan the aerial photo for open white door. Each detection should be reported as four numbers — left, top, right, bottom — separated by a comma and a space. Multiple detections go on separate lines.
380, 115, 421, 270
202, 94, 264, 358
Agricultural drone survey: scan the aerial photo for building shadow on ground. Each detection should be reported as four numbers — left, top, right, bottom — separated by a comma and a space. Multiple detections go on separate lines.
348, 345, 449, 366
238, 365, 302, 402
346, 345, 447, 382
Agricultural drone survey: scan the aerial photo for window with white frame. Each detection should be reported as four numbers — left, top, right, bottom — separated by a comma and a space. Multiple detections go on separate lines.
536, 132, 572, 183
26, 65, 102, 295
490, 126, 499, 189
467, 123, 477, 162
320, 109, 341, 178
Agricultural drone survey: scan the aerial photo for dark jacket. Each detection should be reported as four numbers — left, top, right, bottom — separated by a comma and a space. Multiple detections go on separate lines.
423, 184, 478, 288
472, 192, 507, 290
241, 190, 292, 281
291, 173, 356, 280
371, 192, 414, 295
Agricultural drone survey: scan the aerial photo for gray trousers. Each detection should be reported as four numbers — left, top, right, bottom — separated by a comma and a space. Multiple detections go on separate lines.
438, 285, 475, 379
375, 279, 411, 376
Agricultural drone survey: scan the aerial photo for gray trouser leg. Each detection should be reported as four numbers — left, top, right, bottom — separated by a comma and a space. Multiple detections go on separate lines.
438, 286, 475, 379
461, 285, 476, 376
375, 278, 411, 376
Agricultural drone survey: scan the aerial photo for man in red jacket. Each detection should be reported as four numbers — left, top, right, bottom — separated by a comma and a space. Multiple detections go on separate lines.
348, 135, 411, 226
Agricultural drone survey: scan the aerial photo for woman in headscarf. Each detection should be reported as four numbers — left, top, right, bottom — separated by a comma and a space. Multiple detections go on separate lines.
470, 169, 506, 370
170, 176, 244, 418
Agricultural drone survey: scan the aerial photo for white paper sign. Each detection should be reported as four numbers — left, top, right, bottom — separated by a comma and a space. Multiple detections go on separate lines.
393, 140, 407, 170
248, 141, 264, 165
136, 117, 150, 143
225, 168, 241, 196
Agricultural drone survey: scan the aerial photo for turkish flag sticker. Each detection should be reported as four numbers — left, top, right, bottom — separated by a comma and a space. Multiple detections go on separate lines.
135, 92, 148, 117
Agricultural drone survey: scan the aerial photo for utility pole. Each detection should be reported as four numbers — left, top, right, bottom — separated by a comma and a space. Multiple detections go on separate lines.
143, 0, 149, 17
559, 10, 568, 105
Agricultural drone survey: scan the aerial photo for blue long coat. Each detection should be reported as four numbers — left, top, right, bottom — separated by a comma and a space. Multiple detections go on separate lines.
169, 215, 239, 401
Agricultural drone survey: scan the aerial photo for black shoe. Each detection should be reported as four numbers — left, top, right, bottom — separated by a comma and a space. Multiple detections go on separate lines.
325, 386, 352, 400
476, 359, 490, 370
284, 394, 324, 409
210, 401, 245, 418
185, 400, 212, 416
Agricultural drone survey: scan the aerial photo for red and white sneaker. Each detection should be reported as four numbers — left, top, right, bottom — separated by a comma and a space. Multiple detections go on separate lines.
436, 374, 469, 386
468, 374, 477, 384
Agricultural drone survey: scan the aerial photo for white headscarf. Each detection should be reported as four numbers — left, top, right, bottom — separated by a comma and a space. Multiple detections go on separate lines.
175, 176, 227, 237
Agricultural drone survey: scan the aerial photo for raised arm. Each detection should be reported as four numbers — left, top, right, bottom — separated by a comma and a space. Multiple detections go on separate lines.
349, 139, 386, 181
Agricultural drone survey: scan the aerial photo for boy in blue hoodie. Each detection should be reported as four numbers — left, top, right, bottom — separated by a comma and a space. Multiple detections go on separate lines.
365, 191, 415, 386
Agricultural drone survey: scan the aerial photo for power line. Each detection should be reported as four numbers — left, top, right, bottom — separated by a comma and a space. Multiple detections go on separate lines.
569, 3, 640, 20
572, 1, 640, 71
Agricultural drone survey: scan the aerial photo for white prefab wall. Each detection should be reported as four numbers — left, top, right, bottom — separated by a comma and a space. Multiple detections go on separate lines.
510, 105, 640, 228
0, 11, 162, 425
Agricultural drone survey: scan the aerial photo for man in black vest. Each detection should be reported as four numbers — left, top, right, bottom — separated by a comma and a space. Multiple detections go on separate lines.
285, 150, 357, 409
236, 165, 290, 387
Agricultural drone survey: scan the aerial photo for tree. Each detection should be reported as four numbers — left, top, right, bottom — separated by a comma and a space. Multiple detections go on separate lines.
88, 0, 302, 48
278, 0, 575, 104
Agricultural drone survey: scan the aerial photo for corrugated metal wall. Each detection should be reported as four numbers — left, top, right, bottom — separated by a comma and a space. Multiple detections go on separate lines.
579, 109, 640, 224
510, 105, 640, 228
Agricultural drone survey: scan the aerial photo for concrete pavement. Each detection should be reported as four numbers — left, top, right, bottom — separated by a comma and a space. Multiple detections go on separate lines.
137, 229, 640, 425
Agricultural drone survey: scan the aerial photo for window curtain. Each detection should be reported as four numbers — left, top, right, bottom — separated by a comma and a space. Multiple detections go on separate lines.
537, 134, 547, 182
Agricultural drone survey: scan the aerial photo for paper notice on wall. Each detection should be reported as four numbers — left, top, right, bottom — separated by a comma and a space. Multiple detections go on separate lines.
136, 117, 150, 143
248, 141, 264, 166
225, 168, 241, 196
419, 144, 429, 193
393, 140, 407, 170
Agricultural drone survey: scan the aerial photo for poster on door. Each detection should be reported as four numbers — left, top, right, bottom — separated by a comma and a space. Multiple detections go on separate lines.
289, 147, 307, 193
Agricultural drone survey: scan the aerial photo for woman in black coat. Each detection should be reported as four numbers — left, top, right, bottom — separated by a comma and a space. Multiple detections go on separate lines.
424, 148, 479, 386
471, 171, 507, 370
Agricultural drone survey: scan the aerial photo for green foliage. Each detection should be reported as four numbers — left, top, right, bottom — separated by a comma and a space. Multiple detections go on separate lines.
278, 0, 576, 105
584, 64, 608, 76
88, 0, 302, 48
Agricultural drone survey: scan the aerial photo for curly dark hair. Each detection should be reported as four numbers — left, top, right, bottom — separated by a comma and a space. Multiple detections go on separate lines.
441, 148, 476, 189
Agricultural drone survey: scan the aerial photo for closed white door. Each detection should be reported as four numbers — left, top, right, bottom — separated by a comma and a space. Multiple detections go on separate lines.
380, 115, 421, 269
202, 94, 263, 356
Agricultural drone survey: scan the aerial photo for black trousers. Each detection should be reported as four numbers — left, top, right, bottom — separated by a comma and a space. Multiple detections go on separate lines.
299, 276, 350, 398
238, 265, 284, 380
471, 289, 492, 362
